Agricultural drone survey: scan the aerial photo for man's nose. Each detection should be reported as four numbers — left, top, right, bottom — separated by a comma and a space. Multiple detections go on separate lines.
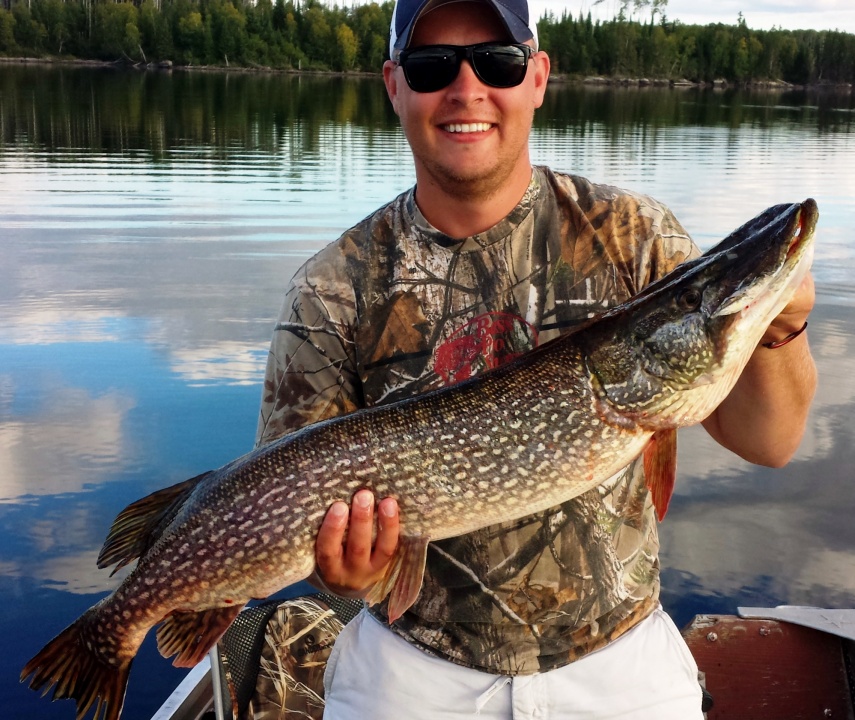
445, 58, 487, 100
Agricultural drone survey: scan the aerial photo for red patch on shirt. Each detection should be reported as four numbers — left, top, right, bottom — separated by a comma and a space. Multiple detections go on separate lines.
434, 312, 538, 385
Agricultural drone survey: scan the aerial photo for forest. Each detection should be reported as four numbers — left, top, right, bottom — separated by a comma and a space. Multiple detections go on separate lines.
1, 0, 854, 85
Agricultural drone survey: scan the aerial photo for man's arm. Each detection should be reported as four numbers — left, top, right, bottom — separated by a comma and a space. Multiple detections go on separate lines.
702, 274, 817, 466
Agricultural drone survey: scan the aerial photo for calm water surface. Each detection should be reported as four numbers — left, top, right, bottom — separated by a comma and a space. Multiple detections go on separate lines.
1, 66, 854, 719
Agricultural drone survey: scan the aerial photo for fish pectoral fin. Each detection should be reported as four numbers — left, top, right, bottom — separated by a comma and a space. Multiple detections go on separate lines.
364, 534, 430, 624
97, 472, 212, 574
643, 428, 677, 521
156, 604, 245, 668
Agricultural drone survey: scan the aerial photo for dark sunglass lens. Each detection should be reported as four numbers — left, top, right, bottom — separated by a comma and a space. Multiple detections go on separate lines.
403, 47, 460, 93
473, 45, 529, 88
400, 44, 531, 93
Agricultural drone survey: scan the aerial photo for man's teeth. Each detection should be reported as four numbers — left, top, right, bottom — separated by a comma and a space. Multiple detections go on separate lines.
444, 122, 492, 133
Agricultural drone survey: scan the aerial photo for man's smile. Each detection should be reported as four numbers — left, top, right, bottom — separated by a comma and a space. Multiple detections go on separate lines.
441, 122, 494, 133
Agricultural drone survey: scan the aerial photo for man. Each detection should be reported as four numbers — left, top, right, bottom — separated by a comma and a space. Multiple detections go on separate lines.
256, 0, 816, 717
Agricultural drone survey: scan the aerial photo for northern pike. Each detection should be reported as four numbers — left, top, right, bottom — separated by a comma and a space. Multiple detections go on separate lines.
22, 199, 817, 720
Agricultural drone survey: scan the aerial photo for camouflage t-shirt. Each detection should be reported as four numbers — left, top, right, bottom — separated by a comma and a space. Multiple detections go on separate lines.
256, 166, 697, 675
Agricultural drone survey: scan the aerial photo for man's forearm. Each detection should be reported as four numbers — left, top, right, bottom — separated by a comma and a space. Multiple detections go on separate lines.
702, 333, 817, 466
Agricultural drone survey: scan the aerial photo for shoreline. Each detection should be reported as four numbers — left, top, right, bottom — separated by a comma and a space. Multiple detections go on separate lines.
1, 55, 852, 91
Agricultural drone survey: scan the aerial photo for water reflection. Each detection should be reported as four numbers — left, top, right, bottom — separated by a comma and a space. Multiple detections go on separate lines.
0, 67, 400, 154
3, 67, 853, 155
0, 383, 135, 499
1, 67, 854, 719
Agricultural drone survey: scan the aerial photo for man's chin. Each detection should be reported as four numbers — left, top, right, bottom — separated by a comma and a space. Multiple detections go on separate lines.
425, 162, 507, 200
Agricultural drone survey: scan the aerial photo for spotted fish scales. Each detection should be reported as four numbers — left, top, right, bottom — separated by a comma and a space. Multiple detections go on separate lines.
22, 199, 817, 720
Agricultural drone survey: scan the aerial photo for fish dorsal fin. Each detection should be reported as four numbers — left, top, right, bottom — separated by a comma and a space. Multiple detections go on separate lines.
97, 472, 211, 574
364, 534, 430, 623
157, 604, 245, 668
643, 428, 677, 521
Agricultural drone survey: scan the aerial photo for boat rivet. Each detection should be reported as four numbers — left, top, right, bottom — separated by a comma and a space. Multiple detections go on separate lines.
706, 632, 718, 642
759, 626, 770, 636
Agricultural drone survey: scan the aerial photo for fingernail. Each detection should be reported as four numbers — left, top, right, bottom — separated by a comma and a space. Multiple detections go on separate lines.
355, 490, 372, 509
380, 499, 397, 516
328, 502, 348, 519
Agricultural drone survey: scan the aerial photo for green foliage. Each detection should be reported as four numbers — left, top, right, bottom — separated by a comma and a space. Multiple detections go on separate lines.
31, 0, 68, 54
541, 11, 855, 84
0, 8, 17, 54
1, 0, 854, 84
175, 9, 206, 63
93, 2, 141, 59
140, 0, 173, 61
210, 0, 246, 64
334, 22, 357, 71
11, 2, 46, 54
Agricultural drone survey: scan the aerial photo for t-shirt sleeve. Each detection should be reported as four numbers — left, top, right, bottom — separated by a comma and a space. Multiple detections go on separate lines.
547, 170, 700, 299
646, 201, 701, 283
255, 251, 362, 447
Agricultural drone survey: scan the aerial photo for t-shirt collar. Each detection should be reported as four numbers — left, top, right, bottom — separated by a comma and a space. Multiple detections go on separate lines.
406, 170, 542, 252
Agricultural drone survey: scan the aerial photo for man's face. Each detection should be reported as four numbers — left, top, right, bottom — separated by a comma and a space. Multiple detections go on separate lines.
384, 2, 549, 203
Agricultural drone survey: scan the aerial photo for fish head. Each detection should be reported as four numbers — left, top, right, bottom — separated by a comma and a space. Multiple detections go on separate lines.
580, 199, 817, 430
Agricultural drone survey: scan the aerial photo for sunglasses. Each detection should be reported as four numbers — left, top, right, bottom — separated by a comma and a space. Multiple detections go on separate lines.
397, 42, 534, 93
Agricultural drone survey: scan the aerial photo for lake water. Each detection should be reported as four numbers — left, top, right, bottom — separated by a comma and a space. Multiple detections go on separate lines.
1, 65, 854, 719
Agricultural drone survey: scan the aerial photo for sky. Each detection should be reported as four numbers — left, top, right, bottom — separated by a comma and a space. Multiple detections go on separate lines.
529, 0, 855, 34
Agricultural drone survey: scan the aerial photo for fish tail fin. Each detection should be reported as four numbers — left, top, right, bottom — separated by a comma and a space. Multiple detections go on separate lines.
97, 472, 211, 574
156, 604, 245, 667
643, 428, 677, 521
21, 613, 132, 720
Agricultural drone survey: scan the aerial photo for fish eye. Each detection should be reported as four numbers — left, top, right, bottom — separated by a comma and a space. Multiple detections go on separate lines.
677, 288, 702, 311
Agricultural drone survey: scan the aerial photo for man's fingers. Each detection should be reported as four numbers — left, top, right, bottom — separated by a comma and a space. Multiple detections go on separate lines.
777, 273, 815, 322
316, 501, 348, 570
372, 497, 400, 571
313, 492, 401, 596
344, 489, 375, 565
761, 274, 815, 346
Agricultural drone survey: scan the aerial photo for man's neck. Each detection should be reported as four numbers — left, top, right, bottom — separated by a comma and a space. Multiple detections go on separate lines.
413, 165, 534, 239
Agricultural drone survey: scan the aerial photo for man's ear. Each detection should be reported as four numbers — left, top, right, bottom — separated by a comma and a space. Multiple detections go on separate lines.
383, 60, 402, 116
531, 51, 550, 109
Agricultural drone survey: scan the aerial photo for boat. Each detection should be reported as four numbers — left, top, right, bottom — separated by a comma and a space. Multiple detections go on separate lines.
682, 606, 855, 719
153, 599, 855, 720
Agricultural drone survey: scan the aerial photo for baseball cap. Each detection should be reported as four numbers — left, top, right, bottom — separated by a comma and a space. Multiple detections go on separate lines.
389, 0, 539, 59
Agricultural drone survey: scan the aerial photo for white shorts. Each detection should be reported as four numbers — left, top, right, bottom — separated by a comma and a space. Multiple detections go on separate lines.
323, 608, 702, 720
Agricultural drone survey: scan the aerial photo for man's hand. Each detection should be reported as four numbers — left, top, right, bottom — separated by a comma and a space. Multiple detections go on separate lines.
703, 273, 817, 466
312, 489, 400, 598
759, 274, 815, 347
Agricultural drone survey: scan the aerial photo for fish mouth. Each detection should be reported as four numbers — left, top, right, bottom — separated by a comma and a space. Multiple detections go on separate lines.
714, 199, 816, 320
787, 201, 814, 259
